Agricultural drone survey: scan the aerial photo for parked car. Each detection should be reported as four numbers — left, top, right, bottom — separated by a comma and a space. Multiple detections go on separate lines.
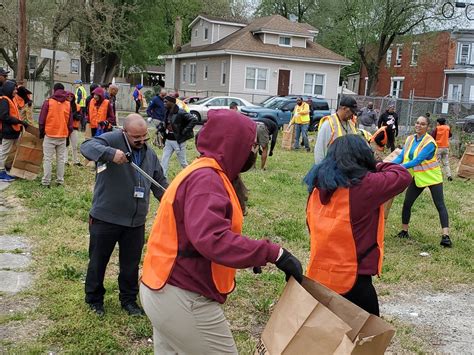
188, 96, 257, 122
456, 115, 474, 133
241, 96, 331, 129
183, 96, 206, 104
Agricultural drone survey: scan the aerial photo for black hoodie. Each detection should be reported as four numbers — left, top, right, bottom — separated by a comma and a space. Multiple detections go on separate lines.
0, 81, 23, 139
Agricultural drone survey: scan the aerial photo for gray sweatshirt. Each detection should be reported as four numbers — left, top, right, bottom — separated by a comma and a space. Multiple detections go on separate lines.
80, 129, 168, 227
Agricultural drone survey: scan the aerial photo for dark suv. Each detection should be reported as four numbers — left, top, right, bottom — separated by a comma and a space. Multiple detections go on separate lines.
241, 96, 331, 129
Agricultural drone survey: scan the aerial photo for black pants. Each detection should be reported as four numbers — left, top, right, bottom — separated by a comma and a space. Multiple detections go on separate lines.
135, 100, 141, 113
80, 107, 87, 131
344, 275, 379, 316
402, 179, 449, 228
85, 217, 145, 306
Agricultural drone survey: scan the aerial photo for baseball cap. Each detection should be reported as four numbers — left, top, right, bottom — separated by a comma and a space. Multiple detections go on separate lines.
0, 67, 10, 76
74, 79, 82, 84
339, 96, 358, 113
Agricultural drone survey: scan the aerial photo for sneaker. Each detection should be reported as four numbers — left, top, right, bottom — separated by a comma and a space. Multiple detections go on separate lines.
440, 235, 452, 248
396, 230, 410, 239
447, 176, 453, 182
41, 183, 51, 188
89, 303, 105, 316
0, 171, 16, 182
122, 302, 144, 316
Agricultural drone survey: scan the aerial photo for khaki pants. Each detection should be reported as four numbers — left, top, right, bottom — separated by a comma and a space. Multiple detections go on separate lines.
0, 138, 17, 171
437, 147, 452, 178
140, 283, 237, 355
42, 136, 67, 185
67, 130, 80, 164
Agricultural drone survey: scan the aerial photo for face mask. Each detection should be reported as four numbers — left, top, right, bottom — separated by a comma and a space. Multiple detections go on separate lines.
240, 151, 257, 173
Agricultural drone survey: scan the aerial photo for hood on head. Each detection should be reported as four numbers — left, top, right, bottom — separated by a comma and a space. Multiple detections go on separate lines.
136, 84, 143, 90
65, 90, 76, 101
92, 87, 105, 102
51, 89, 68, 103
1, 80, 16, 99
197, 109, 256, 181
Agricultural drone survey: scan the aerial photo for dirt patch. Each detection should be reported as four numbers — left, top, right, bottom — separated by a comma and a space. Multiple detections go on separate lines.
0, 316, 51, 350
380, 286, 474, 354
0, 296, 39, 317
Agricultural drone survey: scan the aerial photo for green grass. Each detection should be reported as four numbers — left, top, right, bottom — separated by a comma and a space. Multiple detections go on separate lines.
1, 130, 473, 353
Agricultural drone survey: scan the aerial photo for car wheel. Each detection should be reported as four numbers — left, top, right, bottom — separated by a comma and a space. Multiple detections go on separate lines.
190, 111, 201, 122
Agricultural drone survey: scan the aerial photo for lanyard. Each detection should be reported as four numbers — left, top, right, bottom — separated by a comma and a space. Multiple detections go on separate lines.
132, 150, 142, 186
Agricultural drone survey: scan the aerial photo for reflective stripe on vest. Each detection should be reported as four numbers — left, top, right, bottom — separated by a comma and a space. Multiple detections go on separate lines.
76, 86, 87, 107
292, 102, 310, 124
306, 188, 385, 294
435, 125, 450, 148
370, 126, 388, 151
176, 99, 190, 113
141, 157, 243, 294
0, 96, 21, 132
403, 134, 443, 188
319, 114, 358, 146
45, 99, 71, 138
88, 98, 109, 128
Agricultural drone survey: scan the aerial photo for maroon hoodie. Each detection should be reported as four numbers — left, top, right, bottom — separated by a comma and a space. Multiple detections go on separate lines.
38, 89, 73, 137
91, 87, 116, 125
167, 109, 281, 303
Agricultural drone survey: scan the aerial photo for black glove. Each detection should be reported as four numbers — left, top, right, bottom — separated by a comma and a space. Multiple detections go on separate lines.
258, 147, 262, 156
252, 266, 262, 274
275, 249, 303, 283
269, 151, 273, 157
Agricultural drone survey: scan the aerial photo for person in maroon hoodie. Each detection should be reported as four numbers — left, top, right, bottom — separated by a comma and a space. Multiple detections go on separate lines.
140, 109, 303, 354
304, 134, 411, 315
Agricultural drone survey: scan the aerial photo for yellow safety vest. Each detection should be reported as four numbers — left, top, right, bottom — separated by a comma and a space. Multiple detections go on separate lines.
318, 114, 358, 146
402, 134, 443, 188
75, 86, 87, 107
176, 98, 190, 113
291, 102, 310, 124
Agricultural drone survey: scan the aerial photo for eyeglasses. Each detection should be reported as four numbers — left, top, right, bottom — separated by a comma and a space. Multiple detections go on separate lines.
125, 131, 150, 144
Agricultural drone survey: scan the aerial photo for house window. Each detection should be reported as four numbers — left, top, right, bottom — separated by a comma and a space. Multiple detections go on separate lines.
278, 36, 291, 47
182, 63, 187, 83
304, 73, 324, 96
195, 30, 198, 37
245, 67, 268, 90
390, 77, 404, 98
203, 64, 208, 80
28, 55, 37, 70
448, 84, 462, 101
411, 43, 419, 66
457, 43, 470, 64
395, 46, 402, 66
221, 61, 227, 85
204, 28, 209, 40
70, 59, 79, 74
470, 85, 474, 102
386, 48, 392, 67
190, 63, 196, 85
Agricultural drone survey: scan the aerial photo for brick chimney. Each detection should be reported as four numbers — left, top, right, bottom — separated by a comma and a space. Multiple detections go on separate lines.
173, 16, 182, 51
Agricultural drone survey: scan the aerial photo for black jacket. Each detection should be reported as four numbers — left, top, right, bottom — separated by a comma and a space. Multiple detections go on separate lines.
160, 105, 197, 144
378, 111, 399, 137
0, 81, 23, 140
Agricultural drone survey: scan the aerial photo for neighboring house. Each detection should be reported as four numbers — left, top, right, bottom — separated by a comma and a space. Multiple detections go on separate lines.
446, 29, 474, 102
346, 72, 360, 93
163, 14, 351, 108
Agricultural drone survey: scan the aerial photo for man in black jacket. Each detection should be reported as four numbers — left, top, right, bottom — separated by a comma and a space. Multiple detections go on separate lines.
377, 104, 398, 152
255, 117, 278, 170
159, 95, 197, 177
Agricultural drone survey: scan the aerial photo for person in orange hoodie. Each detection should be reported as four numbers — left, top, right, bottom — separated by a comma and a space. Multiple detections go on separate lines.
38, 83, 73, 187
88, 87, 115, 137
430, 117, 452, 181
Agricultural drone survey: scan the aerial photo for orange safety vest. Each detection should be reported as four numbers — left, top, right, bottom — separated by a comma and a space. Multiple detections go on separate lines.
13, 95, 26, 109
45, 99, 71, 138
0, 96, 22, 132
88, 98, 109, 128
306, 188, 385, 295
370, 126, 388, 151
141, 157, 243, 294
73, 103, 81, 129
435, 125, 450, 148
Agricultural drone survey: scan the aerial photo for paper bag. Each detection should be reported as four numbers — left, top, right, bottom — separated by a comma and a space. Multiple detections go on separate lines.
9, 131, 43, 180
282, 124, 295, 150
257, 277, 395, 355
382, 148, 402, 220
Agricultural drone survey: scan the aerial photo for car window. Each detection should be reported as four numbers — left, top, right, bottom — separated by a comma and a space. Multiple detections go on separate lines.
283, 102, 297, 111
230, 99, 243, 106
194, 97, 209, 105
208, 98, 227, 106
313, 102, 329, 110
264, 98, 288, 109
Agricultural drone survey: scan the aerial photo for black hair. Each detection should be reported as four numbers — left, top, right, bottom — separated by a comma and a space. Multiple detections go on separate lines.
53, 83, 65, 91
304, 134, 377, 192
437, 117, 446, 125
229, 102, 238, 109
90, 83, 99, 94
425, 112, 431, 118
418, 115, 431, 127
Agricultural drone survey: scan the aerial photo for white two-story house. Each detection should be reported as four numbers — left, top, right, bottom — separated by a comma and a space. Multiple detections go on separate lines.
163, 14, 351, 107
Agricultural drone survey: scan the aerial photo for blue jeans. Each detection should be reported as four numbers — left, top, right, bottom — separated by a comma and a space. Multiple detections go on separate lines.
294, 124, 309, 149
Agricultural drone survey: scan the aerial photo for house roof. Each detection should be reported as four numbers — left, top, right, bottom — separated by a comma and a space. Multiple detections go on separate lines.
188, 14, 248, 28
174, 15, 350, 65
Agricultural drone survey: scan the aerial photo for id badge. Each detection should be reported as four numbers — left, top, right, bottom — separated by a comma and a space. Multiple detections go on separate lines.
97, 163, 107, 173
134, 186, 145, 199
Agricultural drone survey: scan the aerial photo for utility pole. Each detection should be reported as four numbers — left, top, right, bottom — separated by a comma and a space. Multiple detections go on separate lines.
17, 0, 27, 84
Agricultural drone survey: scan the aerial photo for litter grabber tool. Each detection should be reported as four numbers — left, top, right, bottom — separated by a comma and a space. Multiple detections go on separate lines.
125, 152, 167, 193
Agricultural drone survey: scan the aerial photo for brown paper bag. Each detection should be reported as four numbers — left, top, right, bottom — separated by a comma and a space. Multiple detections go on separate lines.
9, 131, 43, 180
257, 277, 395, 355
381, 148, 402, 220
282, 124, 295, 150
